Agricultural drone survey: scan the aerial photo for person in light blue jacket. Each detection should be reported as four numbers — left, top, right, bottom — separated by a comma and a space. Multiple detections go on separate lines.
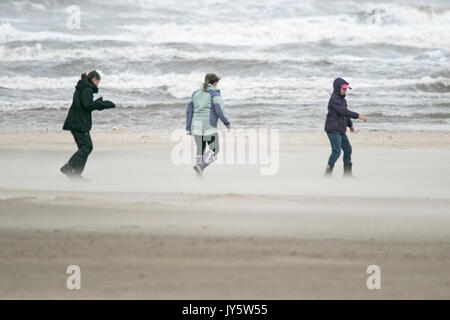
186, 73, 231, 176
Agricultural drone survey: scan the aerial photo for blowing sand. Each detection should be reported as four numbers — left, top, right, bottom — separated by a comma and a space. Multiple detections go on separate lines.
0, 130, 449, 299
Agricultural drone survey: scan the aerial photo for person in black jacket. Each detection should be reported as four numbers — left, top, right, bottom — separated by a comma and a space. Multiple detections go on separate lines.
324, 78, 367, 177
60, 70, 115, 179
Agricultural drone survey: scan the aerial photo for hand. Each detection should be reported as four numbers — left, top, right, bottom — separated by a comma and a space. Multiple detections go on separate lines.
104, 100, 115, 109
226, 125, 231, 132
359, 115, 367, 122
350, 126, 355, 133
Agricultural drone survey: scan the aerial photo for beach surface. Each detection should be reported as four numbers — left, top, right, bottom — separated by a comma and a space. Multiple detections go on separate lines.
1, 130, 450, 299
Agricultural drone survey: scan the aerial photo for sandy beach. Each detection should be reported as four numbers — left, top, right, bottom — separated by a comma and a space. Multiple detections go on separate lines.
0, 130, 450, 299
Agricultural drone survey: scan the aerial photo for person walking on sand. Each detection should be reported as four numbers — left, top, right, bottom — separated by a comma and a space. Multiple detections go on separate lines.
60, 70, 115, 179
324, 77, 367, 177
186, 73, 231, 176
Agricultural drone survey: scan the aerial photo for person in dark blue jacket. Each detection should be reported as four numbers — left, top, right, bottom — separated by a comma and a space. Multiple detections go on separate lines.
60, 71, 115, 179
324, 78, 367, 177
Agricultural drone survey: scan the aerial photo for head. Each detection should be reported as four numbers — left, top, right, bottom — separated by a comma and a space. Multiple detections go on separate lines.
333, 77, 351, 97
81, 70, 101, 87
203, 73, 220, 91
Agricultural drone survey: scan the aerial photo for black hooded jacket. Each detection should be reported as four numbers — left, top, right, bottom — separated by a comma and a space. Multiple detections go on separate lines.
324, 78, 359, 134
63, 79, 115, 132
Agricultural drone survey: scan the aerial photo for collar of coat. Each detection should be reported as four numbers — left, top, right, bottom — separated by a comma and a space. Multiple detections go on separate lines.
75, 79, 99, 94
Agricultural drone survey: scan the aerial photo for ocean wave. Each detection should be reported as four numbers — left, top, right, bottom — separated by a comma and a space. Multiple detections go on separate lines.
11, 1, 47, 11
1, 7, 449, 50
5, 0, 448, 25
412, 79, 450, 93
0, 101, 188, 112
1, 74, 449, 101
0, 102, 68, 112
120, 17, 450, 49
0, 23, 130, 43
0, 43, 325, 63
0, 43, 386, 68
1, 0, 449, 132
367, 110, 450, 119
356, 3, 450, 25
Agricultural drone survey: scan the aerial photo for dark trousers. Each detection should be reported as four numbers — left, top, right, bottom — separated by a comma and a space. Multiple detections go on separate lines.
327, 132, 352, 166
68, 130, 93, 174
194, 133, 219, 156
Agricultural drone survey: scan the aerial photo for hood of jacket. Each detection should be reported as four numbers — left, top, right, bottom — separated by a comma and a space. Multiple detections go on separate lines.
333, 77, 349, 97
75, 78, 98, 94
206, 83, 220, 92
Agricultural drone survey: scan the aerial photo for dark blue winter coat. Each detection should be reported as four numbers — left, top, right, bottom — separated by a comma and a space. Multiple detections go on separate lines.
63, 79, 115, 132
324, 78, 359, 134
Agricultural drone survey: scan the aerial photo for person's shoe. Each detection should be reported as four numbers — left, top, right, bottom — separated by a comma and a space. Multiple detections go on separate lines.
199, 150, 217, 171
193, 164, 203, 177
60, 163, 75, 178
324, 164, 334, 177
194, 164, 202, 174
343, 162, 355, 178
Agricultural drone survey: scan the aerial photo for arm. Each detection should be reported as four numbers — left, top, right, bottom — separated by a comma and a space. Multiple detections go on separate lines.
211, 91, 231, 128
330, 100, 359, 119
80, 88, 115, 112
347, 118, 353, 128
186, 100, 194, 133
347, 118, 356, 133
93, 97, 115, 110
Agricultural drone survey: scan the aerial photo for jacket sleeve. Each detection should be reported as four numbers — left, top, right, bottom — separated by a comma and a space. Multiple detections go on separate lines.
186, 100, 194, 132
330, 99, 359, 119
94, 97, 115, 110
80, 88, 115, 112
347, 118, 353, 128
211, 92, 231, 127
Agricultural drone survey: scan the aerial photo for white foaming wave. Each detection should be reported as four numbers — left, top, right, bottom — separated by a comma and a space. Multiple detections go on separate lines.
0, 23, 130, 43
2, 44, 449, 74
2, 6, 450, 50
0, 44, 177, 61
1, 74, 449, 100
377, 108, 450, 117
122, 15, 450, 49
11, 1, 47, 11
0, 43, 377, 64
361, 2, 450, 25
0, 44, 277, 62
0, 101, 67, 111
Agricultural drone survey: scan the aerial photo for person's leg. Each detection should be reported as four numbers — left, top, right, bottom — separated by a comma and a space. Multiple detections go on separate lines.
341, 134, 352, 164
194, 135, 207, 165
341, 133, 353, 176
199, 133, 219, 171
77, 132, 93, 174
61, 131, 79, 177
68, 131, 93, 175
206, 133, 219, 154
327, 132, 342, 165
325, 133, 342, 175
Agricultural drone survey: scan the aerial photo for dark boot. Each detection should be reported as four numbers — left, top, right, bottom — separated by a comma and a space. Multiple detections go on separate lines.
60, 163, 75, 178
324, 163, 334, 176
343, 162, 354, 178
